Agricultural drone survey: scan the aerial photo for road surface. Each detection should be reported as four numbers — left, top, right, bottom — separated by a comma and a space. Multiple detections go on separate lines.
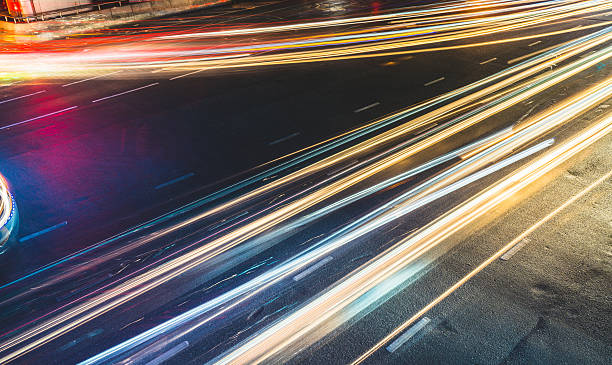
0, 1, 610, 364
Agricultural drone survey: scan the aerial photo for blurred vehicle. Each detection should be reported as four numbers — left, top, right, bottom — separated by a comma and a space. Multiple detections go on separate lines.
0, 173, 18, 254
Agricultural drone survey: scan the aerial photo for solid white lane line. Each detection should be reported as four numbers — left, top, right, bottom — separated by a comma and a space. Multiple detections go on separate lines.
386, 317, 430, 353
293, 256, 333, 281
0, 90, 46, 105
91, 83, 159, 103
354, 102, 380, 113
479, 57, 497, 65
0, 106, 78, 130
424, 77, 445, 86
62, 71, 122, 87
500, 238, 530, 260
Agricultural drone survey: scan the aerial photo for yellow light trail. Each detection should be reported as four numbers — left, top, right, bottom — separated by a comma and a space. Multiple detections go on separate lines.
1, 33, 609, 365
153, 0, 555, 40
1, 0, 609, 78
351, 147, 612, 365
213, 85, 612, 365
3, 26, 601, 311
120, 3, 612, 71
0, 7, 610, 364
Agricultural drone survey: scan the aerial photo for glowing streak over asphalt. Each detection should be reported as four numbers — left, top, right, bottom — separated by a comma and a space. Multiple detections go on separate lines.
213, 81, 612, 365
0, 32, 609, 364
154, 0, 531, 39
80, 138, 554, 365
82, 67, 612, 365
0, 0, 608, 76
0, 17, 610, 364
1, 27, 604, 296
351, 130, 612, 365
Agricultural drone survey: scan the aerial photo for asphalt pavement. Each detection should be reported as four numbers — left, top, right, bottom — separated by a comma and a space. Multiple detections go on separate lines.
0, 1, 610, 364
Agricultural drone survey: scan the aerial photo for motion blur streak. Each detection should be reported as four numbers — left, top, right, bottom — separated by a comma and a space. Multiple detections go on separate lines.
84, 73, 611, 365
213, 81, 612, 365
83, 139, 554, 365
0, 175, 12, 231
148, 39, 611, 232
0, 0, 609, 78
0, 1, 610, 363
351, 153, 612, 365
1, 24, 603, 298
0, 25, 610, 362
154, 0, 535, 39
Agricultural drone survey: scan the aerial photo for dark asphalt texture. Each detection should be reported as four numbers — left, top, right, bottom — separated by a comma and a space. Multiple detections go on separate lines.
0, 0, 610, 364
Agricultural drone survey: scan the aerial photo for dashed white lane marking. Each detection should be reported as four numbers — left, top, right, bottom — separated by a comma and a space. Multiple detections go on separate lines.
424, 77, 445, 86
293, 256, 333, 281
119, 317, 144, 331
507, 41, 571, 65
354, 102, 380, 113
91, 83, 159, 103
528, 40, 542, 47
500, 238, 530, 261
0, 106, 78, 130
479, 57, 497, 65
169, 69, 207, 80
62, 71, 122, 87
386, 317, 431, 353
0, 90, 46, 105
168, 54, 251, 80
268, 132, 300, 146
19, 221, 68, 242
155, 172, 195, 190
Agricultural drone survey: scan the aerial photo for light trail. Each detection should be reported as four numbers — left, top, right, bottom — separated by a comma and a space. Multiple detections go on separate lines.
154, 40, 611, 234
351, 147, 612, 365
0, 0, 608, 78
0, 3, 610, 363
153, 0, 532, 40
91, 2, 612, 68
212, 83, 612, 365
79, 65, 612, 365
82, 138, 556, 365
0, 28, 609, 364
2, 26, 602, 296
